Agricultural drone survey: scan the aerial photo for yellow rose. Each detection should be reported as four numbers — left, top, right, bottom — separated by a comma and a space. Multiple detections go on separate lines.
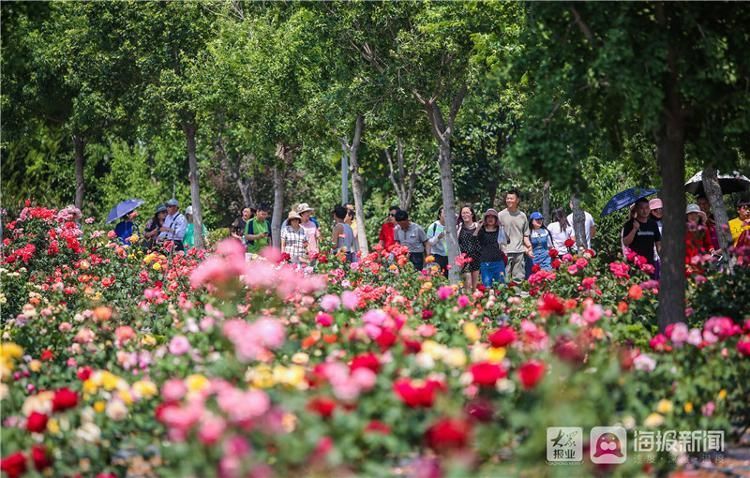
425, 255, 435, 264
82, 379, 98, 395
128, 234, 139, 243
100, 371, 120, 391
463, 323, 481, 343
443, 348, 467, 367
94, 401, 106, 413
684, 402, 694, 414
487, 347, 507, 364
117, 389, 134, 406
143, 253, 155, 265
291, 352, 309, 365
250, 365, 274, 388
47, 418, 60, 434
422, 281, 433, 291
141, 335, 157, 347
186, 374, 209, 393
29, 360, 42, 373
0, 343, 23, 360
656, 399, 673, 414
644, 412, 664, 428
133, 380, 158, 399
152, 262, 162, 271
718, 389, 727, 400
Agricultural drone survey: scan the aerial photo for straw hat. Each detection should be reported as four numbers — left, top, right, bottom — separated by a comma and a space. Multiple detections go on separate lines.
288, 210, 303, 221
296, 203, 314, 215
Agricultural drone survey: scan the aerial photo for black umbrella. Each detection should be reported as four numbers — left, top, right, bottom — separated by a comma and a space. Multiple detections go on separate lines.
685, 171, 750, 196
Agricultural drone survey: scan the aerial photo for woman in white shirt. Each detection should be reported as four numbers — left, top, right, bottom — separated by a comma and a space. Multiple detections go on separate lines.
547, 208, 575, 254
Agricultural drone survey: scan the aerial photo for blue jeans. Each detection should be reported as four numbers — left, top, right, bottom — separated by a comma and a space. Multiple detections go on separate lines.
480, 261, 505, 287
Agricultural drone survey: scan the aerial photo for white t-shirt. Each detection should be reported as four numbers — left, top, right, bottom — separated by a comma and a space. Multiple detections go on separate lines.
547, 222, 574, 253
567, 211, 595, 248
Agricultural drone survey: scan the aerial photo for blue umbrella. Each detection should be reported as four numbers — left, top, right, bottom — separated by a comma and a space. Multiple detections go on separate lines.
106, 199, 144, 224
600, 188, 658, 217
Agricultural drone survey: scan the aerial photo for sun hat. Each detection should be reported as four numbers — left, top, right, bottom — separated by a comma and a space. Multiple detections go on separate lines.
166, 198, 179, 207
529, 211, 544, 221
483, 208, 499, 221
155, 204, 167, 214
296, 203, 314, 215
649, 198, 663, 210
185, 206, 193, 215
686, 203, 707, 222
288, 210, 303, 221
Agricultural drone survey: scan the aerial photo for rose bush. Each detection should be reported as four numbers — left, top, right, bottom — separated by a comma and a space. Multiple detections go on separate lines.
1, 204, 749, 477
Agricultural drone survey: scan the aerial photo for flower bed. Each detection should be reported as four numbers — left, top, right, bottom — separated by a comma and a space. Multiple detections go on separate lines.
1, 204, 749, 477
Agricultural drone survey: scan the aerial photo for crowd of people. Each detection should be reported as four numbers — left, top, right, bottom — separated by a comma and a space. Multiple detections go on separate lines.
114, 198, 207, 252
114, 188, 750, 288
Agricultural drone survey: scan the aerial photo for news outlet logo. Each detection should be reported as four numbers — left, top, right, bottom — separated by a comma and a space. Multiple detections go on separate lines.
590, 426, 627, 464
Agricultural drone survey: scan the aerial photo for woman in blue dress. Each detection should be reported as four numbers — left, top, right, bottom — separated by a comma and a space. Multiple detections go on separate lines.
529, 211, 552, 271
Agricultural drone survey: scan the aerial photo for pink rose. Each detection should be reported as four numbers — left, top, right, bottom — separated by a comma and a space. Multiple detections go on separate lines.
316, 312, 334, 327
320, 294, 341, 312
168, 336, 191, 355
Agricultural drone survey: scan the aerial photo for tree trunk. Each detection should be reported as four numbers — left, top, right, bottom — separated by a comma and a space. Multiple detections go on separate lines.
385, 139, 417, 211
73, 135, 86, 211
542, 181, 551, 223
701, 165, 732, 251
655, 21, 687, 332
416, 86, 466, 285
271, 164, 284, 249
437, 140, 460, 284
237, 176, 255, 209
348, 115, 369, 254
340, 141, 349, 206
183, 122, 204, 249
272, 143, 295, 249
571, 194, 587, 249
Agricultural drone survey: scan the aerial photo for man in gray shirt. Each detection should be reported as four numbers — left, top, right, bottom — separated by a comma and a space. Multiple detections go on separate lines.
498, 189, 532, 284
394, 210, 431, 271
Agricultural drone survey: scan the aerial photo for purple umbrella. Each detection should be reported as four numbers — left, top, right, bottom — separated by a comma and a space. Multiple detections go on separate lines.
106, 199, 144, 224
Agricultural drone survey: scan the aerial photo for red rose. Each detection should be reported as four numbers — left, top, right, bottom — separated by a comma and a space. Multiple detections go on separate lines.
77, 366, 93, 381
26, 411, 48, 433
421, 309, 434, 320
0, 452, 27, 478
564, 238, 576, 248
307, 397, 336, 419
350, 353, 380, 373
551, 259, 562, 269
548, 248, 559, 258
465, 399, 494, 422
488, 326, 516, 347
52, 387, 78, 412
40, 349, 54, 361
553, 336, 584, 363
375, 328, 397, 351
517, 360, 546, 390
738, 339, 750, 357
531, 264, 540, 273
364, 420, 391, 435
469, 361, 507, 387
393, 378, 444, 408
31, 445, 51, 471
425, 418, 471, 451
538, 293, 566, 316
402, 338, 422, 354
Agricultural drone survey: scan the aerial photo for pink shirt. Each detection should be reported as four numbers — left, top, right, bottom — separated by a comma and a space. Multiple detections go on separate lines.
301, 221, 320, 255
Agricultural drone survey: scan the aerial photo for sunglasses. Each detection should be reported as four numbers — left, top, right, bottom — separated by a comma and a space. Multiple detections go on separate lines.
388, 213, 396, 217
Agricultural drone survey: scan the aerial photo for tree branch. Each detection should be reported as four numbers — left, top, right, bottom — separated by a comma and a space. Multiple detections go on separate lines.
570, 6, 595, 46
